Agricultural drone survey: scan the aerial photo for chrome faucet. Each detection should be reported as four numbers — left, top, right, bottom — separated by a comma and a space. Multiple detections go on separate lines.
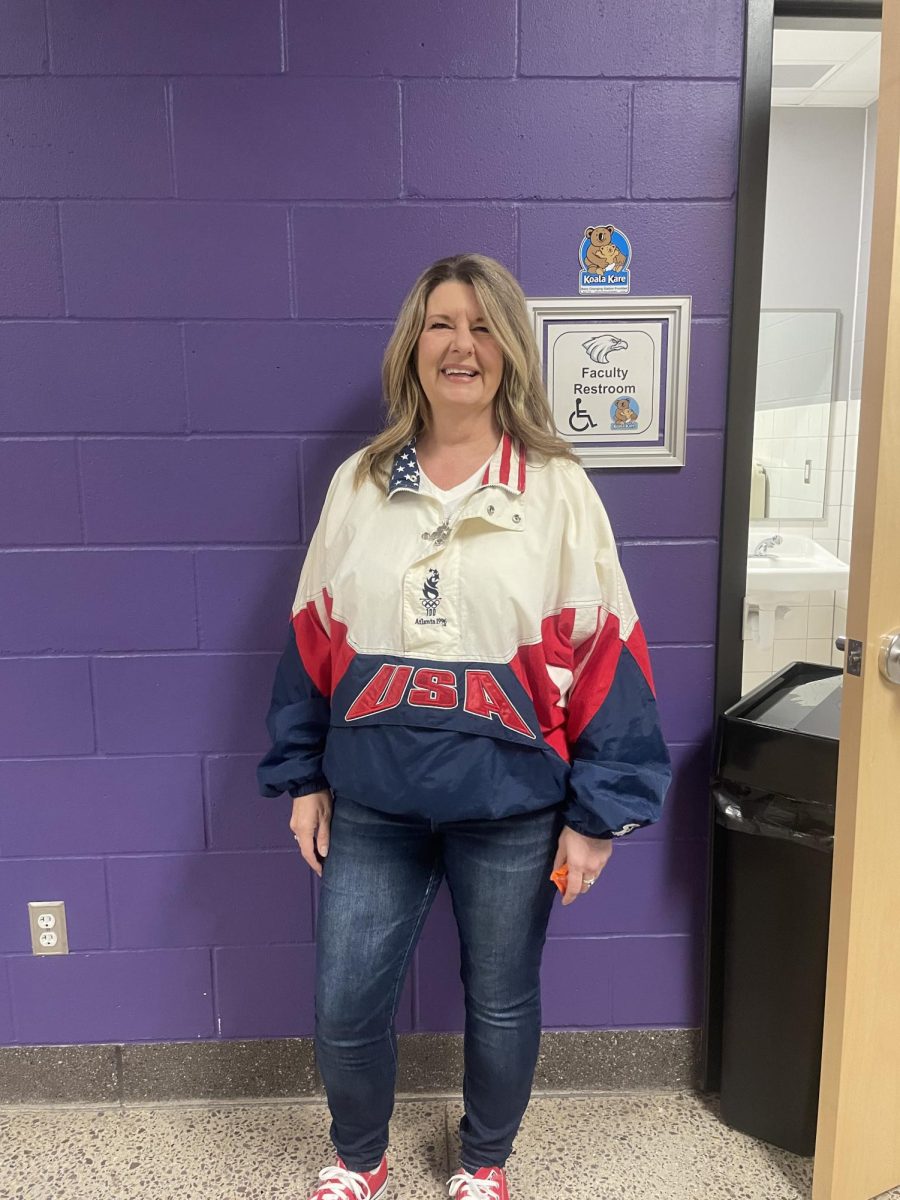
751, 534, 783, 557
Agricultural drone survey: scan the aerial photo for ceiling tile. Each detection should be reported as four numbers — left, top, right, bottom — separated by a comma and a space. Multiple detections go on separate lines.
774, 28, 878, 64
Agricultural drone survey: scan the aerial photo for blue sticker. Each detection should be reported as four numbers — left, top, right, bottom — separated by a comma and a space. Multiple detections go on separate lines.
578, 225, 632, 295
609, 395, 640, 431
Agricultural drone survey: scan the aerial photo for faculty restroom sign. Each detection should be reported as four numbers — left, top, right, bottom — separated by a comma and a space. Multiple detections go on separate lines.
553, 323, 659, 442
525, 296, 691, 469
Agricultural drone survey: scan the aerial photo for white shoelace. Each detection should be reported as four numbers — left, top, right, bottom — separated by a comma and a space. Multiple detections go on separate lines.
447, 1168, 502, 1200
313, 1164, 376, 1200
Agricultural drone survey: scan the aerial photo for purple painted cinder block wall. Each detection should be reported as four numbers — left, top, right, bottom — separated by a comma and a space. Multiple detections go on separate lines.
0, 0, 742, 1046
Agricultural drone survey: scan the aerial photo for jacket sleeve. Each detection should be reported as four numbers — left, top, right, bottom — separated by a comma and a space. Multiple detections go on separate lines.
560, 475, 672, 839
256, 473, 340, 801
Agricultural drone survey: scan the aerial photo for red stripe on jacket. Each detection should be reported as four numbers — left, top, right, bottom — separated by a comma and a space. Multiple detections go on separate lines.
499, 433, 512, 485
509, 609, 577, 763
566, 613, 656, 745
292, 590, 355, 700
566, 612, 622, 744
623, 619, 655, 695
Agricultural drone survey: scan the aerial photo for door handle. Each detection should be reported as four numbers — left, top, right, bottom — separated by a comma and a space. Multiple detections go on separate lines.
879, 631, 900, 686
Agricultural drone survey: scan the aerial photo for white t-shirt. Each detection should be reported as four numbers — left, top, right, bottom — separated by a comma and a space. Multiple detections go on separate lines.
418, 457, 491, 519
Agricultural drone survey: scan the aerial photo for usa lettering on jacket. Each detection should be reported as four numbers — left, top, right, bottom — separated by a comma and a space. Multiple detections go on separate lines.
257, 433, 672, 839
345, 662, 535, 739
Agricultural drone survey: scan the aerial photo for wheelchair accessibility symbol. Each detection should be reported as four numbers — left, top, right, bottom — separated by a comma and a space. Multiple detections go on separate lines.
568, 396, 598, 433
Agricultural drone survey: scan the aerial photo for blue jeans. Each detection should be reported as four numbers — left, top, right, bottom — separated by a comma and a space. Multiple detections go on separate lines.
314, 792, 565, 1173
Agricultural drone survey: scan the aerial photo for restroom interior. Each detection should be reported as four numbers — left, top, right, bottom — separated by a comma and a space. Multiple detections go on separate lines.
742, 21, 881, 694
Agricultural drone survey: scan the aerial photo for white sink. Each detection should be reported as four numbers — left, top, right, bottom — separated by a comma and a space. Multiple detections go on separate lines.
747, 534, 849, 594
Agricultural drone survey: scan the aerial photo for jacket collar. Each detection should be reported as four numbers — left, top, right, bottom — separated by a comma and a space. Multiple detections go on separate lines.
387, 431, 527, 499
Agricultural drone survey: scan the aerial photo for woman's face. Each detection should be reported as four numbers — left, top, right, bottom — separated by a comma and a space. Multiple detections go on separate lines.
415, 280, 505, 423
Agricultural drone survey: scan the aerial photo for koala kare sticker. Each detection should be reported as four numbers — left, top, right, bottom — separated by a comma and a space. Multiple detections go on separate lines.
578, 224, 632, 295
610, 395, 640, 431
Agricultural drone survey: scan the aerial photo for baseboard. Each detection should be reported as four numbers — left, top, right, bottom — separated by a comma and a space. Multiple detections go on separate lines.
0, 1029, 700, 1105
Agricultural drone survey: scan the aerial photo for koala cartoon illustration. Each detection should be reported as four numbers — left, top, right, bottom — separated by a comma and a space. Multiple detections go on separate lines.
584, 225, 627, 275
614, 397, 639, 425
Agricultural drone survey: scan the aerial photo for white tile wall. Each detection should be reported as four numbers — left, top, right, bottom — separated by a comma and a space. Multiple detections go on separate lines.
808, 606, 834, 639
753, 400, 830, 518
741, 586, 839, 695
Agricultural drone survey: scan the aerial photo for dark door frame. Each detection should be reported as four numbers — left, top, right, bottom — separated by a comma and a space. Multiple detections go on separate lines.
702, 0, 882, 1092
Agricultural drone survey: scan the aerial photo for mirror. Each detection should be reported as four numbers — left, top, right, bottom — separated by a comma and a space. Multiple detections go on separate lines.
750, 309, 839, 520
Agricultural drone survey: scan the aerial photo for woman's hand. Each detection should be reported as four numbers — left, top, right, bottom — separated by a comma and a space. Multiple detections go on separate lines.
552, 825, 613, 906
289, 789, 333, 877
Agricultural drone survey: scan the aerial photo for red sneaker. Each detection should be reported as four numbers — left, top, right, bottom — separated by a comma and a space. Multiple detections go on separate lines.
309, 1153, 389, 1200
447, 1165, 509, 1200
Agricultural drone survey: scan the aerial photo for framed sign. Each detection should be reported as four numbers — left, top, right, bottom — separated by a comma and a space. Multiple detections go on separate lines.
525, 295, 691, 468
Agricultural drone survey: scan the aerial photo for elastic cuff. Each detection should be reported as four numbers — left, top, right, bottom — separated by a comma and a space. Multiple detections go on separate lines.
288, 777, 330, 800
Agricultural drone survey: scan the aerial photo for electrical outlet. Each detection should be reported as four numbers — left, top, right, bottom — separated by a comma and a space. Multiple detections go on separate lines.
28, 901, 69, 955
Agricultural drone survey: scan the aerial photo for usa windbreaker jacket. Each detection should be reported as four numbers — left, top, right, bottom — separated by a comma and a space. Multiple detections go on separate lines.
257, 432, 672, 839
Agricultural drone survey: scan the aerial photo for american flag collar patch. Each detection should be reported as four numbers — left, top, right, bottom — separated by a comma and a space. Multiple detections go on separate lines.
387, 432, 527, 498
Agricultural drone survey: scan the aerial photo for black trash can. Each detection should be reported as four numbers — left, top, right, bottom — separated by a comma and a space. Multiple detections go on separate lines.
712, 662, 842, 1157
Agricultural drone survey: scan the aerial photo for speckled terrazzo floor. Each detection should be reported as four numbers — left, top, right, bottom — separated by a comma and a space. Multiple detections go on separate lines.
3, 1091, 900, 1200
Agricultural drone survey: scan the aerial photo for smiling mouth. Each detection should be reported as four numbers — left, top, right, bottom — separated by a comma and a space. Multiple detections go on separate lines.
441, 368, 479, 378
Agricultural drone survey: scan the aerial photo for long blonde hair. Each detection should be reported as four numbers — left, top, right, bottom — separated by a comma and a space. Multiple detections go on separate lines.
354, 254, 577, 491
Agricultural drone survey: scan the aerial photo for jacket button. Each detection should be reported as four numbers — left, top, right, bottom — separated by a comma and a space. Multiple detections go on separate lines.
487, 504, 495, 515
512, 513, 521, 523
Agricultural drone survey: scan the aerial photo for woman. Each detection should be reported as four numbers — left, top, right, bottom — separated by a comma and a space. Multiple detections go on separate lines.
257, 254, 671, 1200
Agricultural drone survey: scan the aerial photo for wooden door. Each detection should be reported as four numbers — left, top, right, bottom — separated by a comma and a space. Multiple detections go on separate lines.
813, 7, 900, 1198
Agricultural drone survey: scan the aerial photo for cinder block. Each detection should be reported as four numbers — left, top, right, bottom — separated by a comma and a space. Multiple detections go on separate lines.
185, 322, 388, 433
0, 757, 205, 856
632, 82, 740, 199
519, 0, 742, 78
107, 851, 313, 947
0, 551, 197, 652
206, 754, 295, 850
0, 0, 48, 73
8, 949, 215, 1043
172, 79, 399, 199
292, 204, 516, 319
0, 79, 170, 198
618, 541, 720, 645
215, 944, 317, 1038
594, 434, 725, 539
0, 441, 81, 545
0, 658, 94, 756
93, 652, 280, 754
404, 81, 628, 199
79, 438, 300, 544
61, 202, 291, 318
612, 935, 704, 1026
0, 202, 63, 316
648, 646, 717, 745
286, 0, 514, 77
195, 547, 304, 651
0, 322, 187, 434
46, 0, 282, 74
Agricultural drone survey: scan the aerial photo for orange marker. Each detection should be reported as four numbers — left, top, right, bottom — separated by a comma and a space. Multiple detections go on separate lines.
550, 864, 569, 894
